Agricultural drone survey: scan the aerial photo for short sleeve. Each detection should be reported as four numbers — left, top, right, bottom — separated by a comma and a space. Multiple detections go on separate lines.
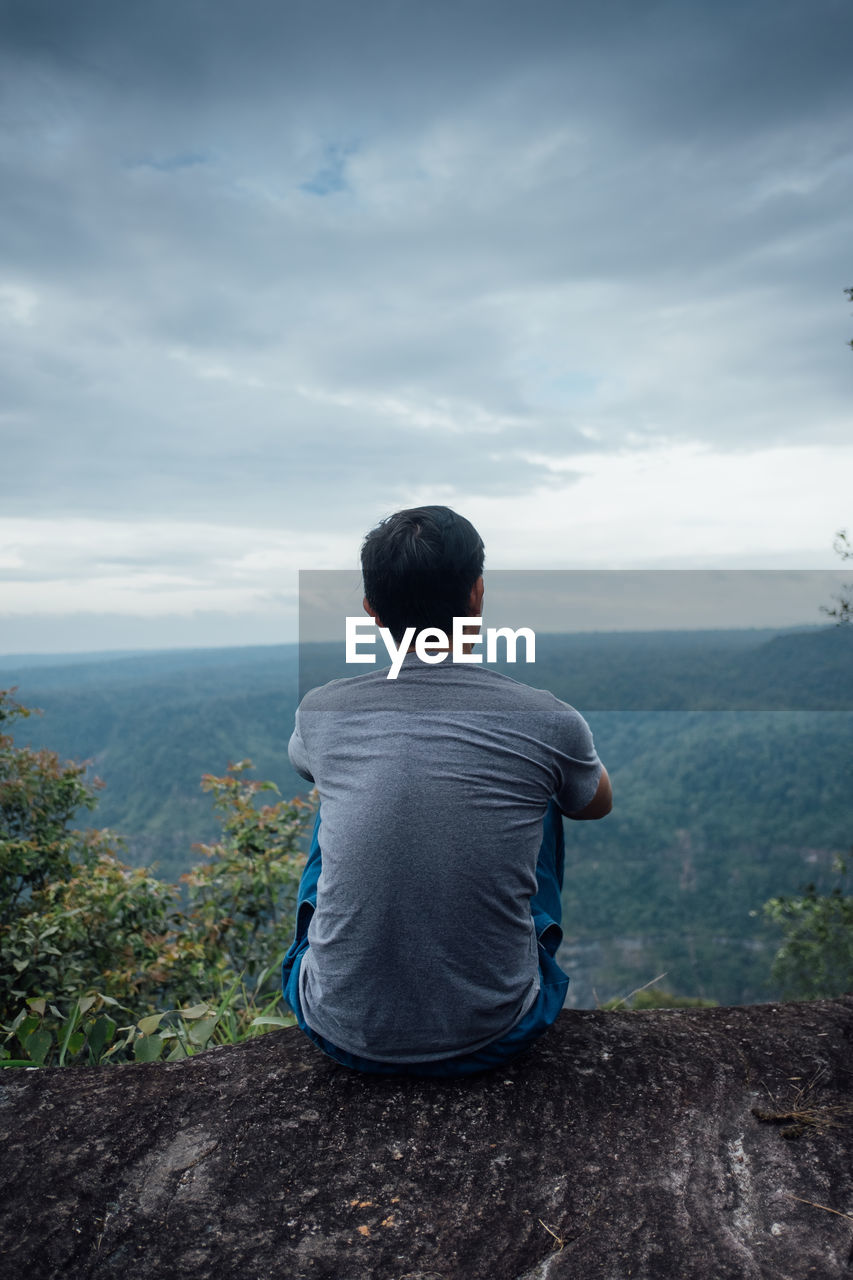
288, 706, 315, 782
550, 700, 603, 816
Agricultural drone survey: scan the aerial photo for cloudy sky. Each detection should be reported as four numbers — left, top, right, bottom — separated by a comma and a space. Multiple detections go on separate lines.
1, 0, 851, 652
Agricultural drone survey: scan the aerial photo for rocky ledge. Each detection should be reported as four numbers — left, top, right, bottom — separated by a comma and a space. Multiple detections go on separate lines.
1, 998, 851, 1280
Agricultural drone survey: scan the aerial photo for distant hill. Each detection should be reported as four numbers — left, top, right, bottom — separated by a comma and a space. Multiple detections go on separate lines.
0, 645, 303, 879
2, 627, 851, 1006
299, 624, 853, 710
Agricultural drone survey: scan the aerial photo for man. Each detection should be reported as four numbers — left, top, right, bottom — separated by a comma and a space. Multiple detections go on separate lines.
282, 505, 611, 1076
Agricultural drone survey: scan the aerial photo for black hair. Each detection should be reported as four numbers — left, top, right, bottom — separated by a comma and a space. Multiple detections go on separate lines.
360, 505, 485, 643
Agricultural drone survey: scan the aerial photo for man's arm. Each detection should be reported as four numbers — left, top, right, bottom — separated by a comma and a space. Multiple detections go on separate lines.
566, 766, 612, 820
288, 709, 316, 783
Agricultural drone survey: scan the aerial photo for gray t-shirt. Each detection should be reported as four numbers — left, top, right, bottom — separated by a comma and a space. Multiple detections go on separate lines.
288, 653, 602, 1063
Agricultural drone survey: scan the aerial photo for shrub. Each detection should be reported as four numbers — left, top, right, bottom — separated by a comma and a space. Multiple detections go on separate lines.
0, 689, 311, 1068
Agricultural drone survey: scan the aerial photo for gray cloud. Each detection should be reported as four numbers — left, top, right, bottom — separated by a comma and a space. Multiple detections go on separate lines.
0, 0, 851, 535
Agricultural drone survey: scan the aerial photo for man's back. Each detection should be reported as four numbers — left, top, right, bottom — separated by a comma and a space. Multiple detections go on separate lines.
288, 653, 602, 1063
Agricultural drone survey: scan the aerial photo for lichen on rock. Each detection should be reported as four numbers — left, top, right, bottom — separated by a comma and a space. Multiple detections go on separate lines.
1, 998, 851, 1279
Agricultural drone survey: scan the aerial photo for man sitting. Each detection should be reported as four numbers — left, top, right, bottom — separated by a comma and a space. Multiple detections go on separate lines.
282, 505, 612, 1075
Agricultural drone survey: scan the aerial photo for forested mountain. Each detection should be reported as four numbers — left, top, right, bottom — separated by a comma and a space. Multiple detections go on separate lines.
2, 627, 851, 1007
561, 708, 851, 1005
0, 645, 302, 879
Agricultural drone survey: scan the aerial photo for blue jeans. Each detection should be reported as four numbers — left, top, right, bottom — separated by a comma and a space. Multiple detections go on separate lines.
281, 799, 569, 1076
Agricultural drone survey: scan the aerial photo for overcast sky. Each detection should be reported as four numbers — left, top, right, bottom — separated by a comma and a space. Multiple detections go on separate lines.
1, 0, 851, 652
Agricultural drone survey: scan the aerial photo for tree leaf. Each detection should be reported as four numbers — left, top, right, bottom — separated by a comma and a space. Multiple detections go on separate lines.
137, 1013, 165, 1035
133, 1034, 164, 1063
66, 1030, 86, 1058
179, 1003, 212, 1020
15, 1015, 39, 1042
87, 1015, 117, 1061
166, 1041, 192, 1061
187, 1014, 218, 1047
25, 1028, 53, 1066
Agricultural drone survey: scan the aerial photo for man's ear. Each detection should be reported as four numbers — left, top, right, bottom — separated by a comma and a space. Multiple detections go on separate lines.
467, 576, 484, 616
363, 595, 382, 626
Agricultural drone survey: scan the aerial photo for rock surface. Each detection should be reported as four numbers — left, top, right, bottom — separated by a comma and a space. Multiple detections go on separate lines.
1, 999, 851, 1280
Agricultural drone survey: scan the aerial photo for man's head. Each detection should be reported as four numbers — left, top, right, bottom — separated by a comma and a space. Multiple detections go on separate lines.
361, 505, 485, 643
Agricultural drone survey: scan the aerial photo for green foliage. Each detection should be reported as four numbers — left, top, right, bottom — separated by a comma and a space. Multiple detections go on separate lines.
4, 631, 852, 1013
563, 709, 853, 1004
0, 978, 294, 1069
763, 858, 853, 999
2, 835, 179, 1014
0, 689, 101, 928
600, 980, 718, 1011
765, 529, 853, 997
628, 990, 718, 1010
1, 647, 304, 882
0, 689, 310, 1068
171, 765, 311, 1002
0, 687, 180, 1025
